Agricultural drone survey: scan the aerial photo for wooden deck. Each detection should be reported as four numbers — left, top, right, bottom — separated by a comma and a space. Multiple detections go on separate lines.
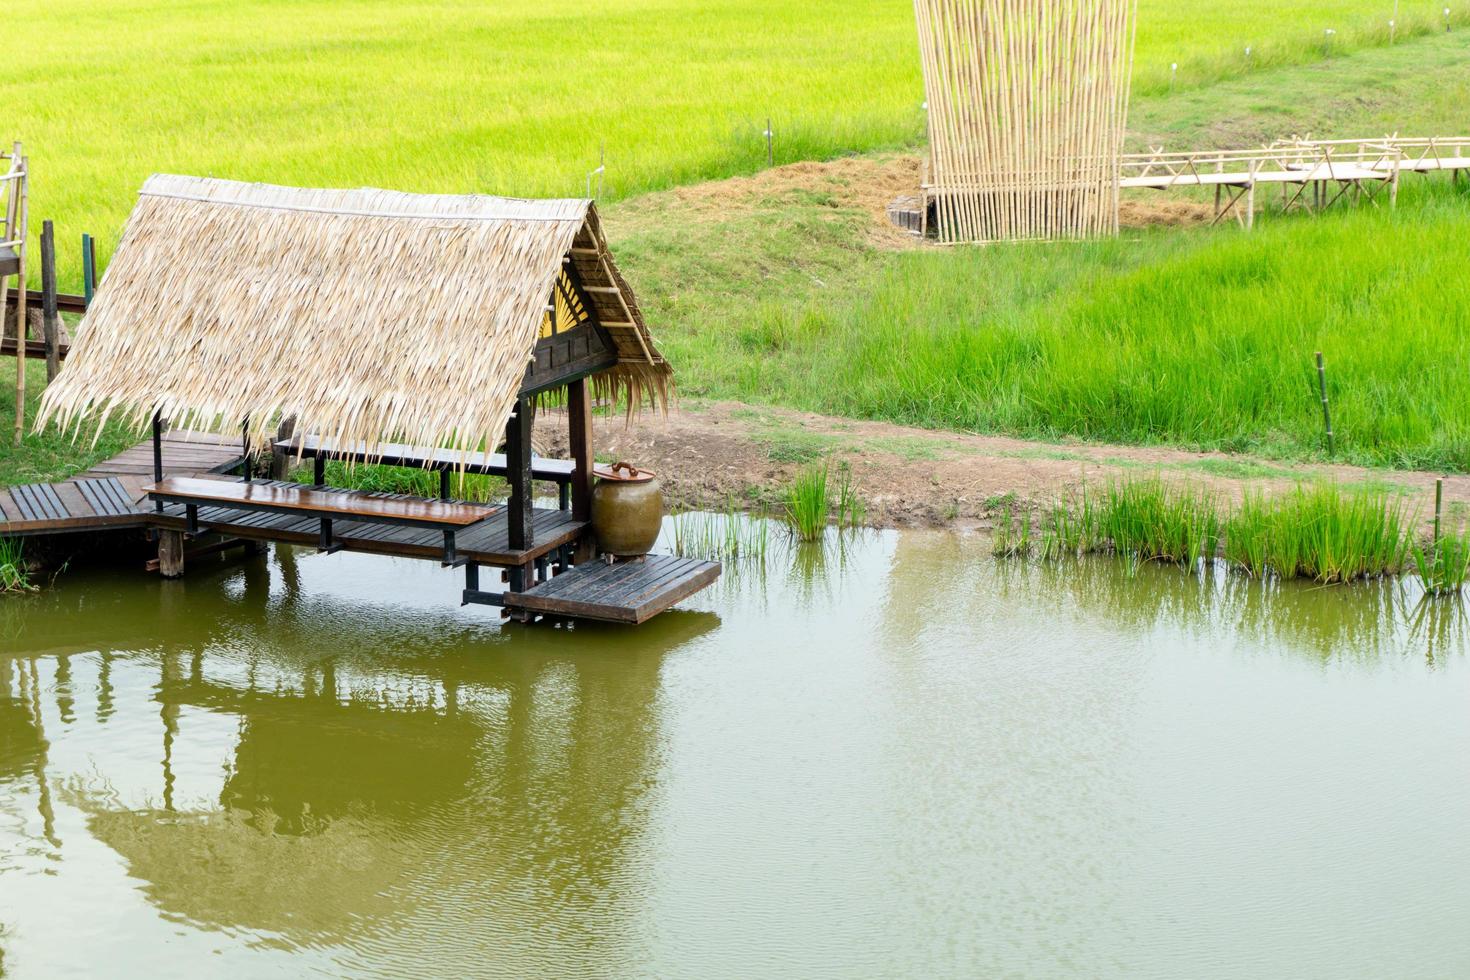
0, 430, 242, 535
151, 480, 586, 567
502, 555, 721, 624
3, 432, 719, 625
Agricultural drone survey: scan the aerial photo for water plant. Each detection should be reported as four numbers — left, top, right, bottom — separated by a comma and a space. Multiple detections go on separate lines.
992, 505, 1032, 558
669, 498, 771, 562
785, 462, 831, 542
1040, 488, 1101, 559
0, 538, 34, 593
1412, 529, 1470, 596
1222, 483, 1412, 583
1096, 478, 1220, 570
834, 462, 866, 530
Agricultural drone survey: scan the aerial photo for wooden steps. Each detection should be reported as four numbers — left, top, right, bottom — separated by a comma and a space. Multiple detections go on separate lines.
502, 555, 721, 624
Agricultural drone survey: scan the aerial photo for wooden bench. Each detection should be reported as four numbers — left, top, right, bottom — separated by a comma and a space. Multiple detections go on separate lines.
275, 435, 578, 509
145, 476, 495, 564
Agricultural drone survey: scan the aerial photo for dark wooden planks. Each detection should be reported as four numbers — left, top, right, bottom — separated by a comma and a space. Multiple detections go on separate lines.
76, 478, 137, 517
150, 501, 581, 567
146, 477, 495, 527
504, 555, 721, 624
10, 483, 69, 522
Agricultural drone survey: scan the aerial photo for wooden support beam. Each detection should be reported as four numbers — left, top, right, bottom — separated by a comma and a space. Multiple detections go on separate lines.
568, 377, 596, 562
505, 397, 534, 552
40, 220, 59, 383
268, 415, 296, 480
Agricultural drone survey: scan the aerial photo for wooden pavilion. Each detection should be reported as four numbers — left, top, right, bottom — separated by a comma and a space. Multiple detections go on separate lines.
37, 175, 719, 624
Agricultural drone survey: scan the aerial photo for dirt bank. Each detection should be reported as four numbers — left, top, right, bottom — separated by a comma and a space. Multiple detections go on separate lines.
537, 400, 1470, 531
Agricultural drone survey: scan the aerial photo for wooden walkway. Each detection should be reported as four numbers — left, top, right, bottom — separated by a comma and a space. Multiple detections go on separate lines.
150, 481, 586, 567
503, 555, 721, 624
1118, 136, 1470, 229
2, 432, 720, 625
0, 430, 242, 535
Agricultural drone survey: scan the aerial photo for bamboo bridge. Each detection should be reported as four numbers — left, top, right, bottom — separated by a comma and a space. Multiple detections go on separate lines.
1119, 136, 1470, 228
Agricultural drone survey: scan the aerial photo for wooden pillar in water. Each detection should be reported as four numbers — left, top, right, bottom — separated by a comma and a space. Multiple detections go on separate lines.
157, 530, 185, 579
568, 377, 595, 562
505, 396, 534, 552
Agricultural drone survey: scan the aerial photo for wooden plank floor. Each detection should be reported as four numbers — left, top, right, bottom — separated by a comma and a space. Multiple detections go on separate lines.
503, 555, 721, 624
150, 480, 586, 567
0, 430, 242, 535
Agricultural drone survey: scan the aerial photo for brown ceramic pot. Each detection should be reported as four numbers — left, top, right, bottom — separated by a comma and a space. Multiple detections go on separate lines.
591, 462, 663, 557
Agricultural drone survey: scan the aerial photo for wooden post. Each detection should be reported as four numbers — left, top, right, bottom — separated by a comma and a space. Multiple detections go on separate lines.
81, 233, 96, 303
152, 411, 165, 512
157, 530, 186, 579
12, 148, 27, 445
505, 396, 534, 552
268, 415, 296, 480
40, 220, 59, 383
568, 377, 596, 562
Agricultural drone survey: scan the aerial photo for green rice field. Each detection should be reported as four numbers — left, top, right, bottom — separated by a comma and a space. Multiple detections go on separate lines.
4, 0, 1466, 286
660, 183, 1470, 472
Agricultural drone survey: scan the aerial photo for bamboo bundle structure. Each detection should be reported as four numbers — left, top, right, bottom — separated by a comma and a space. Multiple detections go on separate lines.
38, 175, 669, 460
2, 143, 28, 443
913, 0, 1137, 243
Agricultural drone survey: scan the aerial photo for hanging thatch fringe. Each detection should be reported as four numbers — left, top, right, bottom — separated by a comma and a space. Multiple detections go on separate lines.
913, 0, 1138, 244
37, 175, 670, 461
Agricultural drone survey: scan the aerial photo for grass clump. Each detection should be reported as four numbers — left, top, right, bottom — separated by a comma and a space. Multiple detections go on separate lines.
1097, 479, 1220, 570
1028, 477, 1420, 585
0, 538, 34, 593
1223, 484, 1412, 583
992, 505, 1033, 558
783, 460, 865, 542
670, 499, 770, 562
785, 462, 831, 542
1413, 530, 1470, 596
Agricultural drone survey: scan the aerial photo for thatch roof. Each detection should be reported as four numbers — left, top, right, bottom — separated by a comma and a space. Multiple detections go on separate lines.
38, 175, 669, 456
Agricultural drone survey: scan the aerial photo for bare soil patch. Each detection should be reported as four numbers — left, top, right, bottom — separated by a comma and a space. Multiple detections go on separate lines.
614, 153, 1214, 248
537, 401, 1470, 532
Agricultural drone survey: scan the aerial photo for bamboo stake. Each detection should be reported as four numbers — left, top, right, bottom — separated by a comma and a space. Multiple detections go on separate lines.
1315, 351, 1335, 456
912, 0, 1136, 243
12, 145, 26, 445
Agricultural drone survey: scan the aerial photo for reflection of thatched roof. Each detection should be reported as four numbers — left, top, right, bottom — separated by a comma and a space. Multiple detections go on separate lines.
38, 175, 669, 455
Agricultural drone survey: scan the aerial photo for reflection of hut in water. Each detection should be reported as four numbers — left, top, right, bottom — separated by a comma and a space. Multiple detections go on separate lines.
0, 657, 43, 779
61, 598, 717, 961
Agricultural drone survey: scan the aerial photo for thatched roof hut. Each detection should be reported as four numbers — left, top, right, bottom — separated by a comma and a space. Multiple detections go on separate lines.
38, 175, 669, 456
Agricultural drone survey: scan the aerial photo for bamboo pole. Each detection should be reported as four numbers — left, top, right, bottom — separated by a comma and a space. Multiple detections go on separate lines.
12, 145, 26, 445
913, 0, 1136, 243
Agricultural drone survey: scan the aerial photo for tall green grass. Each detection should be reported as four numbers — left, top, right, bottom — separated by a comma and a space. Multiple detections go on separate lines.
5, 0, 1464, 288
785, 463, 831, 542
294, 461, 506, 502
783, 460, 865, 542
1223, 484, 1412, 582
669, 499, 771, 562
0, 538, 34, 593
1412, 529, 1470, 595
687, 190, 1470, 472
1031, 477, 1419, 583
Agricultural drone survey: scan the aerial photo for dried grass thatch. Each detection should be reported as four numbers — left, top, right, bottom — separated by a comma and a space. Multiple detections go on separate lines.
38, 175, 669, 458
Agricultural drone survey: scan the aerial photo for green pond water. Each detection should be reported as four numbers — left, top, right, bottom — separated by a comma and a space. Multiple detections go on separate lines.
1, 524, 1468, 978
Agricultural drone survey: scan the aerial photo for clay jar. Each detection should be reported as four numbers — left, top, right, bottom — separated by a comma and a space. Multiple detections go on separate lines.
590, 461, 662, 557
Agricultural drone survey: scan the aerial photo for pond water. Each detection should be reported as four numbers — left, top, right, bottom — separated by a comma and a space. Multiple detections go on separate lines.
2, 524, 1468, 978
